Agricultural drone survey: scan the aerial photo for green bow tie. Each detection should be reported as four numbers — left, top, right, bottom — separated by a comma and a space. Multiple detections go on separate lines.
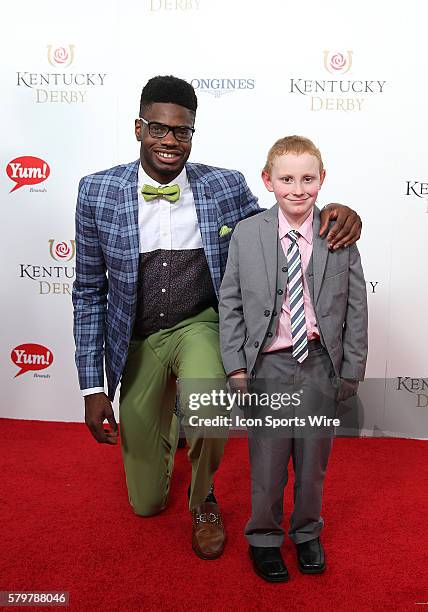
141, 184, 181, 203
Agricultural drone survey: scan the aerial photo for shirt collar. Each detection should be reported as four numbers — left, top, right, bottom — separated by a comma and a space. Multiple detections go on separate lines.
138, 164, 188, 192
278, 207, 314, 244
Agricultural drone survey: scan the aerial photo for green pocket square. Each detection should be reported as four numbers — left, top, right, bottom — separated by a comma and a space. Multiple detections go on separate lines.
219, 225, 233, 237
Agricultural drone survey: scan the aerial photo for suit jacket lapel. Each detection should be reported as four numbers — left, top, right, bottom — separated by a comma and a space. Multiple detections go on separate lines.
259, 204, 279, 299
118, 160, 139, 284
311, 206, 329, 305
186, 164, 220, 282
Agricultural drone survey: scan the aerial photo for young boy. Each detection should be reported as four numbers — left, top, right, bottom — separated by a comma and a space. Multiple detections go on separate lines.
218, 136, 368, 582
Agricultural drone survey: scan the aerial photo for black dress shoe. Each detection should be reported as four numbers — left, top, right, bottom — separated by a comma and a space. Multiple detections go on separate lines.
296, 537, 325, 574
249, 546, 289, 583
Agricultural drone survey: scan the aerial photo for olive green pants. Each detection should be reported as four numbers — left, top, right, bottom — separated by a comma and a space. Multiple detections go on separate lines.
119, 307, 228, 515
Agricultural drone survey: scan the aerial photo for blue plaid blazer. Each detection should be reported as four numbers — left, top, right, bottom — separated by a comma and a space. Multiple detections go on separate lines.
72, 159, 261, 399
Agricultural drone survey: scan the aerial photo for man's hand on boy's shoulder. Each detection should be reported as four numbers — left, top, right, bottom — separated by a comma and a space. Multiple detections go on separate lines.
319, 204, 362, 250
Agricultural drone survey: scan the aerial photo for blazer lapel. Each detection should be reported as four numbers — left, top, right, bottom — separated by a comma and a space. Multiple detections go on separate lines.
259, 204, 279, 299
311, 206, 329, 305
118, 160, 139, 284
186, 164, 220, 286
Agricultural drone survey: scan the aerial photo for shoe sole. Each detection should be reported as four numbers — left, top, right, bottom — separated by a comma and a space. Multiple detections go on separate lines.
253, 566, 290, 583
249, 550, 290, 583
298, 564, 326, 574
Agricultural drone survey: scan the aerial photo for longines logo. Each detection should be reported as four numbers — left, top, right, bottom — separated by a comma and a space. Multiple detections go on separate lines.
16, 45, 108, 104
289, 50, 387, 112
396, 377, 428, 408
6, 156, 50, 193
148, 0, 200, 9
191, 78, 255, 98
19, 240, 75, 295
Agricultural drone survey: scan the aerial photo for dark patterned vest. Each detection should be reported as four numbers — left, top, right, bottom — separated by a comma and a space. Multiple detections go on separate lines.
133, 248, 218, 337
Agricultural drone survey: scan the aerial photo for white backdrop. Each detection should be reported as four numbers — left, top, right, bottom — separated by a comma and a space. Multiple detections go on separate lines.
1, 0, 427, 436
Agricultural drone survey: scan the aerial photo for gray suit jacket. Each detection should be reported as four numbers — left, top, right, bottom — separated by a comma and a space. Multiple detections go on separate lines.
218, 204, 368, 381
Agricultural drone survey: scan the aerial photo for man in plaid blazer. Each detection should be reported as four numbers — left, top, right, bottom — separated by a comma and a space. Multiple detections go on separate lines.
73, 75, 361, 560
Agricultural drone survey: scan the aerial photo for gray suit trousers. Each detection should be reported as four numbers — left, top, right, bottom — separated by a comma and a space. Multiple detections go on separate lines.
245, 342, 337, 547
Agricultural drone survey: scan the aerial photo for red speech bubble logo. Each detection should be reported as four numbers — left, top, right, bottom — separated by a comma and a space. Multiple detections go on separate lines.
11, 343, 54, 378
6, 156, 50, 193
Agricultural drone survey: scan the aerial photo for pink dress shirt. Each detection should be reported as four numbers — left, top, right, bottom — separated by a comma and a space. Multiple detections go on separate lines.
263, 208, 319, 353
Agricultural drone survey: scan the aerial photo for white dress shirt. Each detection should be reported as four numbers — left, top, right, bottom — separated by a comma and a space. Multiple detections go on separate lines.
138, 165, 203, 252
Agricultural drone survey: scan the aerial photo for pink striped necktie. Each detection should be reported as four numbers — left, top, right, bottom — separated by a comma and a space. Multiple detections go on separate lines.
287, 230, 308, 363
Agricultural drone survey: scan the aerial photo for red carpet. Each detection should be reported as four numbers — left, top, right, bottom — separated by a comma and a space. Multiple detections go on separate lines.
1, 419, 427, 611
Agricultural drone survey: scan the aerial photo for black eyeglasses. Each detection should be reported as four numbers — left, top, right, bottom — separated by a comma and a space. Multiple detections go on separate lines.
139, 117, 195, 143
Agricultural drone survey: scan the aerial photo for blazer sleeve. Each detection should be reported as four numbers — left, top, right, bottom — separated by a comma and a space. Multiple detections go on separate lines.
340, 243, 368, 380
238, 171, 263, 218
72, 178, 108, 390
218, 226, 248, 375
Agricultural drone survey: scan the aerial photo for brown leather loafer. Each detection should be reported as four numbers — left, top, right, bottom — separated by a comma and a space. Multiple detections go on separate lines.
191, 501, 226, 560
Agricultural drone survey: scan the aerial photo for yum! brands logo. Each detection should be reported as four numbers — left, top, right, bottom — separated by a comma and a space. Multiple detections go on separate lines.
7, 156, 50, 193
289, 50, 387, 113
11, 343, 54, 378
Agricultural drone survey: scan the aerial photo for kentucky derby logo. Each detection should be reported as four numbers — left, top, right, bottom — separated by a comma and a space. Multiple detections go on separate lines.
323, 50, 353, 74
49, 240, 76, 262
17, 44, 107, 104
405, 180, 428, 199
290, 49, 386, 113
19, 238, 76, 296
47, 45, 75, 68
396, 377, 428, 408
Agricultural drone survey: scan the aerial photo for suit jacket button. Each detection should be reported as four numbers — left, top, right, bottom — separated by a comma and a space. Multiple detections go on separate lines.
264, 309, 270, 317
254, 341, 259, 348
282, 266, 287, 272
272, 311, 277, 316
277, 289, 283, 295
267, 332, 273, 338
